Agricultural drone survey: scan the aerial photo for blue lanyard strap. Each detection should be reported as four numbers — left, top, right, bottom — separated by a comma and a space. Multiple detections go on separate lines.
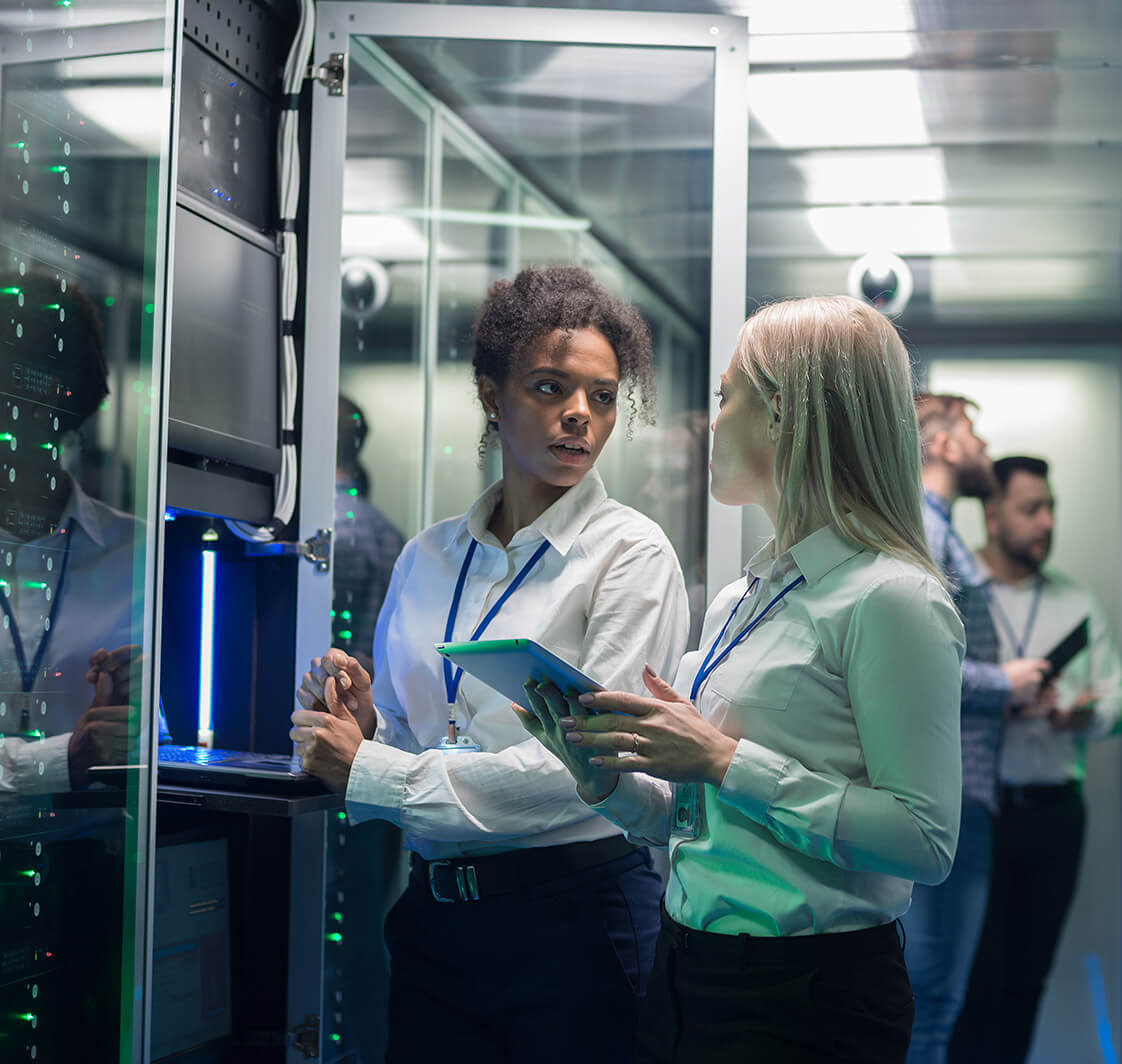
442, 538, 552, 705
987, 578, 1044, 659
690, 572, 806, 702
0, 521, 75, 693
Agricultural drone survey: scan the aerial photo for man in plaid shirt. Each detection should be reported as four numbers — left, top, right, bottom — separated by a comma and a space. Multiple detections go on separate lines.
901, 394, 1050, 1064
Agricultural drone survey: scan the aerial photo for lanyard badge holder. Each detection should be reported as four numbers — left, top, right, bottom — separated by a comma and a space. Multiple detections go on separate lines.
672, 572, 807, 840
439, 537, 551, 754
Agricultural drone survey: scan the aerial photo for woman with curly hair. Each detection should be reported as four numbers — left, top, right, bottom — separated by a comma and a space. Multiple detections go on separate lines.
292, 265, 689, 1063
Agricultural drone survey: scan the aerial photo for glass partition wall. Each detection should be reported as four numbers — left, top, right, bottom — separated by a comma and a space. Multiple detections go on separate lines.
0, 4, 175, 1062
336, 33, 718, 643
302, 9, 748, 1059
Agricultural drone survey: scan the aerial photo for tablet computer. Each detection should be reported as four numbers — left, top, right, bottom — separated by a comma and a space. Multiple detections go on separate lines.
1044, 617, 1089, 679
434, 638, 603, 711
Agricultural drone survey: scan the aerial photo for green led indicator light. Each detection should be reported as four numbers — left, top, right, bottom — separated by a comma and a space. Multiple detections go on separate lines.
443, 445, 454, 456
332, 911, 343, 923
9, 141, 26, 149
23, 581, 48, 590
19, 870, 35, 878
338, 630, 352, 641
336, 811, 347, 821
40, 303, 60, 310
347, 487, 358, 497
104, 296, 114, 307
39, 443, 54, 450
48, 166, 67, 173
202, 527, 219, 542
329, 609, 336, 618
0, 433, 12, 441
0, 579, 8, 588
18, 1012, 35, 1022
326, 932, 343, 943
1, 287, 21, 296
331, 1033, 341, 1043
341, 610, 351, 621
345, 511, 355, 520
144, 302, 155, 314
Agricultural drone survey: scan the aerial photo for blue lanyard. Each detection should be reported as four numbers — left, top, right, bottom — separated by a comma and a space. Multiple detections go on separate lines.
690, 572, 806, 702
0, 521, 75, 693
442, 538, 552, 705
987, 578, 1044, 659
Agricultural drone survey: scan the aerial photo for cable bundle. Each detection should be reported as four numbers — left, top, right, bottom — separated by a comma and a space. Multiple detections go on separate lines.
228, 0, 315, 543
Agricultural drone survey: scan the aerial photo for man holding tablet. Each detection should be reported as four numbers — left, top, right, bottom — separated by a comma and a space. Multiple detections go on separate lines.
950, 456, 1122, 1063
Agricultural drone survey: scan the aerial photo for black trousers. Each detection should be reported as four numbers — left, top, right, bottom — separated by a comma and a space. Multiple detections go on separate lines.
949, 781, 1086, 1064
384, 841, 662, 1064
637, 907, 914, 1064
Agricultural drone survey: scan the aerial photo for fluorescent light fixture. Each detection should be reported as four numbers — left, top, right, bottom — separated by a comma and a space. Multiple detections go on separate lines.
751, 70, 930, 150
339, 209, 590, 262
733, 0, 916, 35
63, 86, 169, 155
197, 550, 216, 749
380, 207, 590, 232
492, 46, 713, 107
750, 33, 916, 66
790, 149, 946, 205
808, 204, 951, 255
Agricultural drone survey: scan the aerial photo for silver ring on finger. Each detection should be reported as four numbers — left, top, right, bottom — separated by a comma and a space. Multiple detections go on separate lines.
631, 732, 640, 755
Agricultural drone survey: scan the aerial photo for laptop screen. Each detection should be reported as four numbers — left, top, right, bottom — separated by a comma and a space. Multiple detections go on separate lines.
151, 837, 233, 1060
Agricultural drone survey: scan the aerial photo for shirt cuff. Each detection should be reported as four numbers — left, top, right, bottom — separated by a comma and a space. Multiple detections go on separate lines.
344, 738, 412, 826
587, 772, 648, 830
715, 737, 788, 823
5, 734, 73, 793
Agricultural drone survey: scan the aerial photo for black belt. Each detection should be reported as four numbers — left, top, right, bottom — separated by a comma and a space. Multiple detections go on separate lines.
1000, 780, 1081, 809
411, 834, 639, 903
659, 904, 903, 962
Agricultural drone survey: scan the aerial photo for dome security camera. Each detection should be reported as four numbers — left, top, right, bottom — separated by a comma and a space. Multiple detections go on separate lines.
340, 257, 390, 320
847, 252, 913, 317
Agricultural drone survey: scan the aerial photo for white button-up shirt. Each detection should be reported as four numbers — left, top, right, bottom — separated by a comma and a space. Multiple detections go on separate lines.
978, 557, 1122, 786
596, 524, 965, 936
0, 479, 151, 793
345, 469, 689, 859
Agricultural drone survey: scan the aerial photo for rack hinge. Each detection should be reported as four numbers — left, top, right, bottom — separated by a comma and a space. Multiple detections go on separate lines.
306, 52, 345, 96
288, 1013, 320, 1059
243, 528, 331, 572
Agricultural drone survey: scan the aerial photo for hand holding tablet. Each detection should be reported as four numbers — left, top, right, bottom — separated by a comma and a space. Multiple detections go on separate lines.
434, 638, 603, 714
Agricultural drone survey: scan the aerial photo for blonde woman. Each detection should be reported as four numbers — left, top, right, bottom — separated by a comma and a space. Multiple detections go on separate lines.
522, 296, 965, 1064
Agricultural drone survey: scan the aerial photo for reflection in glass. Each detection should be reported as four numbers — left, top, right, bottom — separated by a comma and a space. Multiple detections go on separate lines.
0, 13, 170, 1062
344, 38, 714, 641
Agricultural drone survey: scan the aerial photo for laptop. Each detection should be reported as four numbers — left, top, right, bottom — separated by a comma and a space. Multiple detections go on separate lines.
156, 745, 327, 792
88, 745, 327, 793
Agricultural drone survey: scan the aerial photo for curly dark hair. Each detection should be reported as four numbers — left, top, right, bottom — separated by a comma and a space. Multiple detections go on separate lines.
471, 264, 656, 436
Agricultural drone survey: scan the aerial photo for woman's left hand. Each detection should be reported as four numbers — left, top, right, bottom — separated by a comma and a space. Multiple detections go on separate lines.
290, 675, 365, 792
565, 665, 739, 787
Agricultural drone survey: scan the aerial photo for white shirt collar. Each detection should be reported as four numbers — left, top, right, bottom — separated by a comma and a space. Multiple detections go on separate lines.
458, 469, 609, 557
58, 476, 107, 548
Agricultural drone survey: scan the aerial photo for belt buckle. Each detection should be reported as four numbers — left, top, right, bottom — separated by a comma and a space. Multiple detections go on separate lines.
428, 860, 480, 902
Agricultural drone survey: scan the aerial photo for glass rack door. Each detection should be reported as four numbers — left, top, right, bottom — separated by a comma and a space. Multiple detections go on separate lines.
0, 3, 176, 1063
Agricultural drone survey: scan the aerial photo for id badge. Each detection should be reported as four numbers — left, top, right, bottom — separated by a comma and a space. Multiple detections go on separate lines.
671, 781, 703, 840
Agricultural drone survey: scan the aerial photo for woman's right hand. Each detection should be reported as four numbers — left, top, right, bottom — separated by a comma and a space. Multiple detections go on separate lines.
516, 680, 620, 805
297, 649, 376, 739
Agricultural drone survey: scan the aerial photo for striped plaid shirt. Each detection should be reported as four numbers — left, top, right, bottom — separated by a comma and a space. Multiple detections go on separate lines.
922, 490, 1010, 812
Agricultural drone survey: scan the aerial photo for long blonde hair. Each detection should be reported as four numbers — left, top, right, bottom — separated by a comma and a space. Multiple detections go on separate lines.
734, 295, 941, 580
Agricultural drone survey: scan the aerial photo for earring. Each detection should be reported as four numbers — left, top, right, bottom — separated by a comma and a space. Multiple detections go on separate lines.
488, 412, 498, 422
